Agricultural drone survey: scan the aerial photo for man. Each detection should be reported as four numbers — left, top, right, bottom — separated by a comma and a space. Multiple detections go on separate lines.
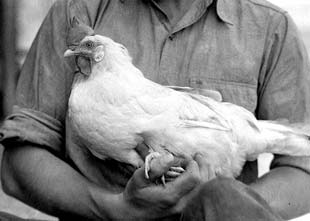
1, 0, 310, 220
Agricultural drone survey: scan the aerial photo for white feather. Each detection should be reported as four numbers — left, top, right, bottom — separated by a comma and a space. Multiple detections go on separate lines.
67, 35, 310, 177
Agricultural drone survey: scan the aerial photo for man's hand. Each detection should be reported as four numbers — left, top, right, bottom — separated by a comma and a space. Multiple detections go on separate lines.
115, 145, 217, 220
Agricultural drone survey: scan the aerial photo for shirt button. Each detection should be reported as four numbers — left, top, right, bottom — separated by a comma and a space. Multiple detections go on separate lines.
169, 34, 175, 40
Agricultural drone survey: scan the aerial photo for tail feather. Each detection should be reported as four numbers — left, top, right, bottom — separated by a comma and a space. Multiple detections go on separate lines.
258, 120, 310, 157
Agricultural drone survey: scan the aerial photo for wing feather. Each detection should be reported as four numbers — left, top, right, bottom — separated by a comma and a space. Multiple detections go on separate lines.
131, 79, 231, 132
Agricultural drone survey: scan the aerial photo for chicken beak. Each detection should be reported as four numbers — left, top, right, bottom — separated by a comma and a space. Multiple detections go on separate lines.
64, 49, 78, 57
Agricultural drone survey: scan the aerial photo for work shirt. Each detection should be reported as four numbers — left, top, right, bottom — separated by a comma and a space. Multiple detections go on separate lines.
1, 0, 310, 192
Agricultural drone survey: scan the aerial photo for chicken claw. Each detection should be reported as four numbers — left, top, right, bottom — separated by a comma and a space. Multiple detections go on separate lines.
166, 167, 185, 177
144, 152, 162, 180
145, 153, 185, 184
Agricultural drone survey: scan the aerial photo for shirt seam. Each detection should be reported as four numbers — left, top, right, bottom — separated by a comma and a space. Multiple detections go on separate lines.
246, 0, 288, 16
257, 13, 289, 103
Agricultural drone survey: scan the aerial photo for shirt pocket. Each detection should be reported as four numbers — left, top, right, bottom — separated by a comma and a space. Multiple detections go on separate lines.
188, 76, 258, 113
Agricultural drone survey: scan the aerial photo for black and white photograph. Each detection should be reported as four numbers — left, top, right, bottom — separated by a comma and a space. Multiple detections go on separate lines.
0, 0, 310, 220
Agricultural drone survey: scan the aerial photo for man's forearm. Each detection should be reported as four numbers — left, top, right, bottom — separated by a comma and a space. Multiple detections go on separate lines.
1, 145, 121, 220
250, 166, 310, 220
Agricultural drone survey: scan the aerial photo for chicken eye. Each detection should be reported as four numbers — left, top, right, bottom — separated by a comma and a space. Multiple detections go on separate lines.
85, 41, 94, 49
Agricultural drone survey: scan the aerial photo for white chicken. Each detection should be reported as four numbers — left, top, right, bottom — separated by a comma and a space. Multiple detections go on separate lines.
65, 35, 310, 179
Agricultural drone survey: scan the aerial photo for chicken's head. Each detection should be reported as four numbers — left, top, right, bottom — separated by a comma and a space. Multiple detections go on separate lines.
64, 35, 130, 75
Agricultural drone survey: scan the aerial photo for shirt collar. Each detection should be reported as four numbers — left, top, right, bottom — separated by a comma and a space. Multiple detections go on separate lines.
120, 0, 235, 26
216, 0, 235, 25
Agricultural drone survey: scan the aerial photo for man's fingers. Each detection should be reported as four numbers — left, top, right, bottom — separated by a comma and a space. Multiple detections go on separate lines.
156, 160, 202, 211
166, 160, 201, 196
126, 154, 216, 216
129, 167, 184, 209
137, 161, 200, 209
130, 166, 152, 188
169, 158, 214, 213
126, 159, 203, 214
194, 153, 216, 182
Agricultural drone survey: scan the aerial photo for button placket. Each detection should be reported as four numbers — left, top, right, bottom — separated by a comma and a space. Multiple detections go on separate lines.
158, 37, 176, 85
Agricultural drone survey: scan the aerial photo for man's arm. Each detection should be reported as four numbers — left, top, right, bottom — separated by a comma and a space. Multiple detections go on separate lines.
253, 10, 310, 220
1, 145, 119, 220
250, 167, 310, 220
1, 144, 203, 220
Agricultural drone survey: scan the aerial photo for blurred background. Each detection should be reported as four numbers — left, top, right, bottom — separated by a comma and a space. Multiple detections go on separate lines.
0, 0, 309, 220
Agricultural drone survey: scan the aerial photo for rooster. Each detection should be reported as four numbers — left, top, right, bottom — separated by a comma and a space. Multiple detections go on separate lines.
64, 35, 310, 180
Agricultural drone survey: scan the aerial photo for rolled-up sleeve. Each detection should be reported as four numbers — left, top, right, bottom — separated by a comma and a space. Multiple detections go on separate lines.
0, 106, 64, 153
256, 12, 310, 173
0, 0, 90, 154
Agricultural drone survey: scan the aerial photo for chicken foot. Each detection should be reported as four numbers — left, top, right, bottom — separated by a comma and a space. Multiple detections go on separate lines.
145, 152, 185, 184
